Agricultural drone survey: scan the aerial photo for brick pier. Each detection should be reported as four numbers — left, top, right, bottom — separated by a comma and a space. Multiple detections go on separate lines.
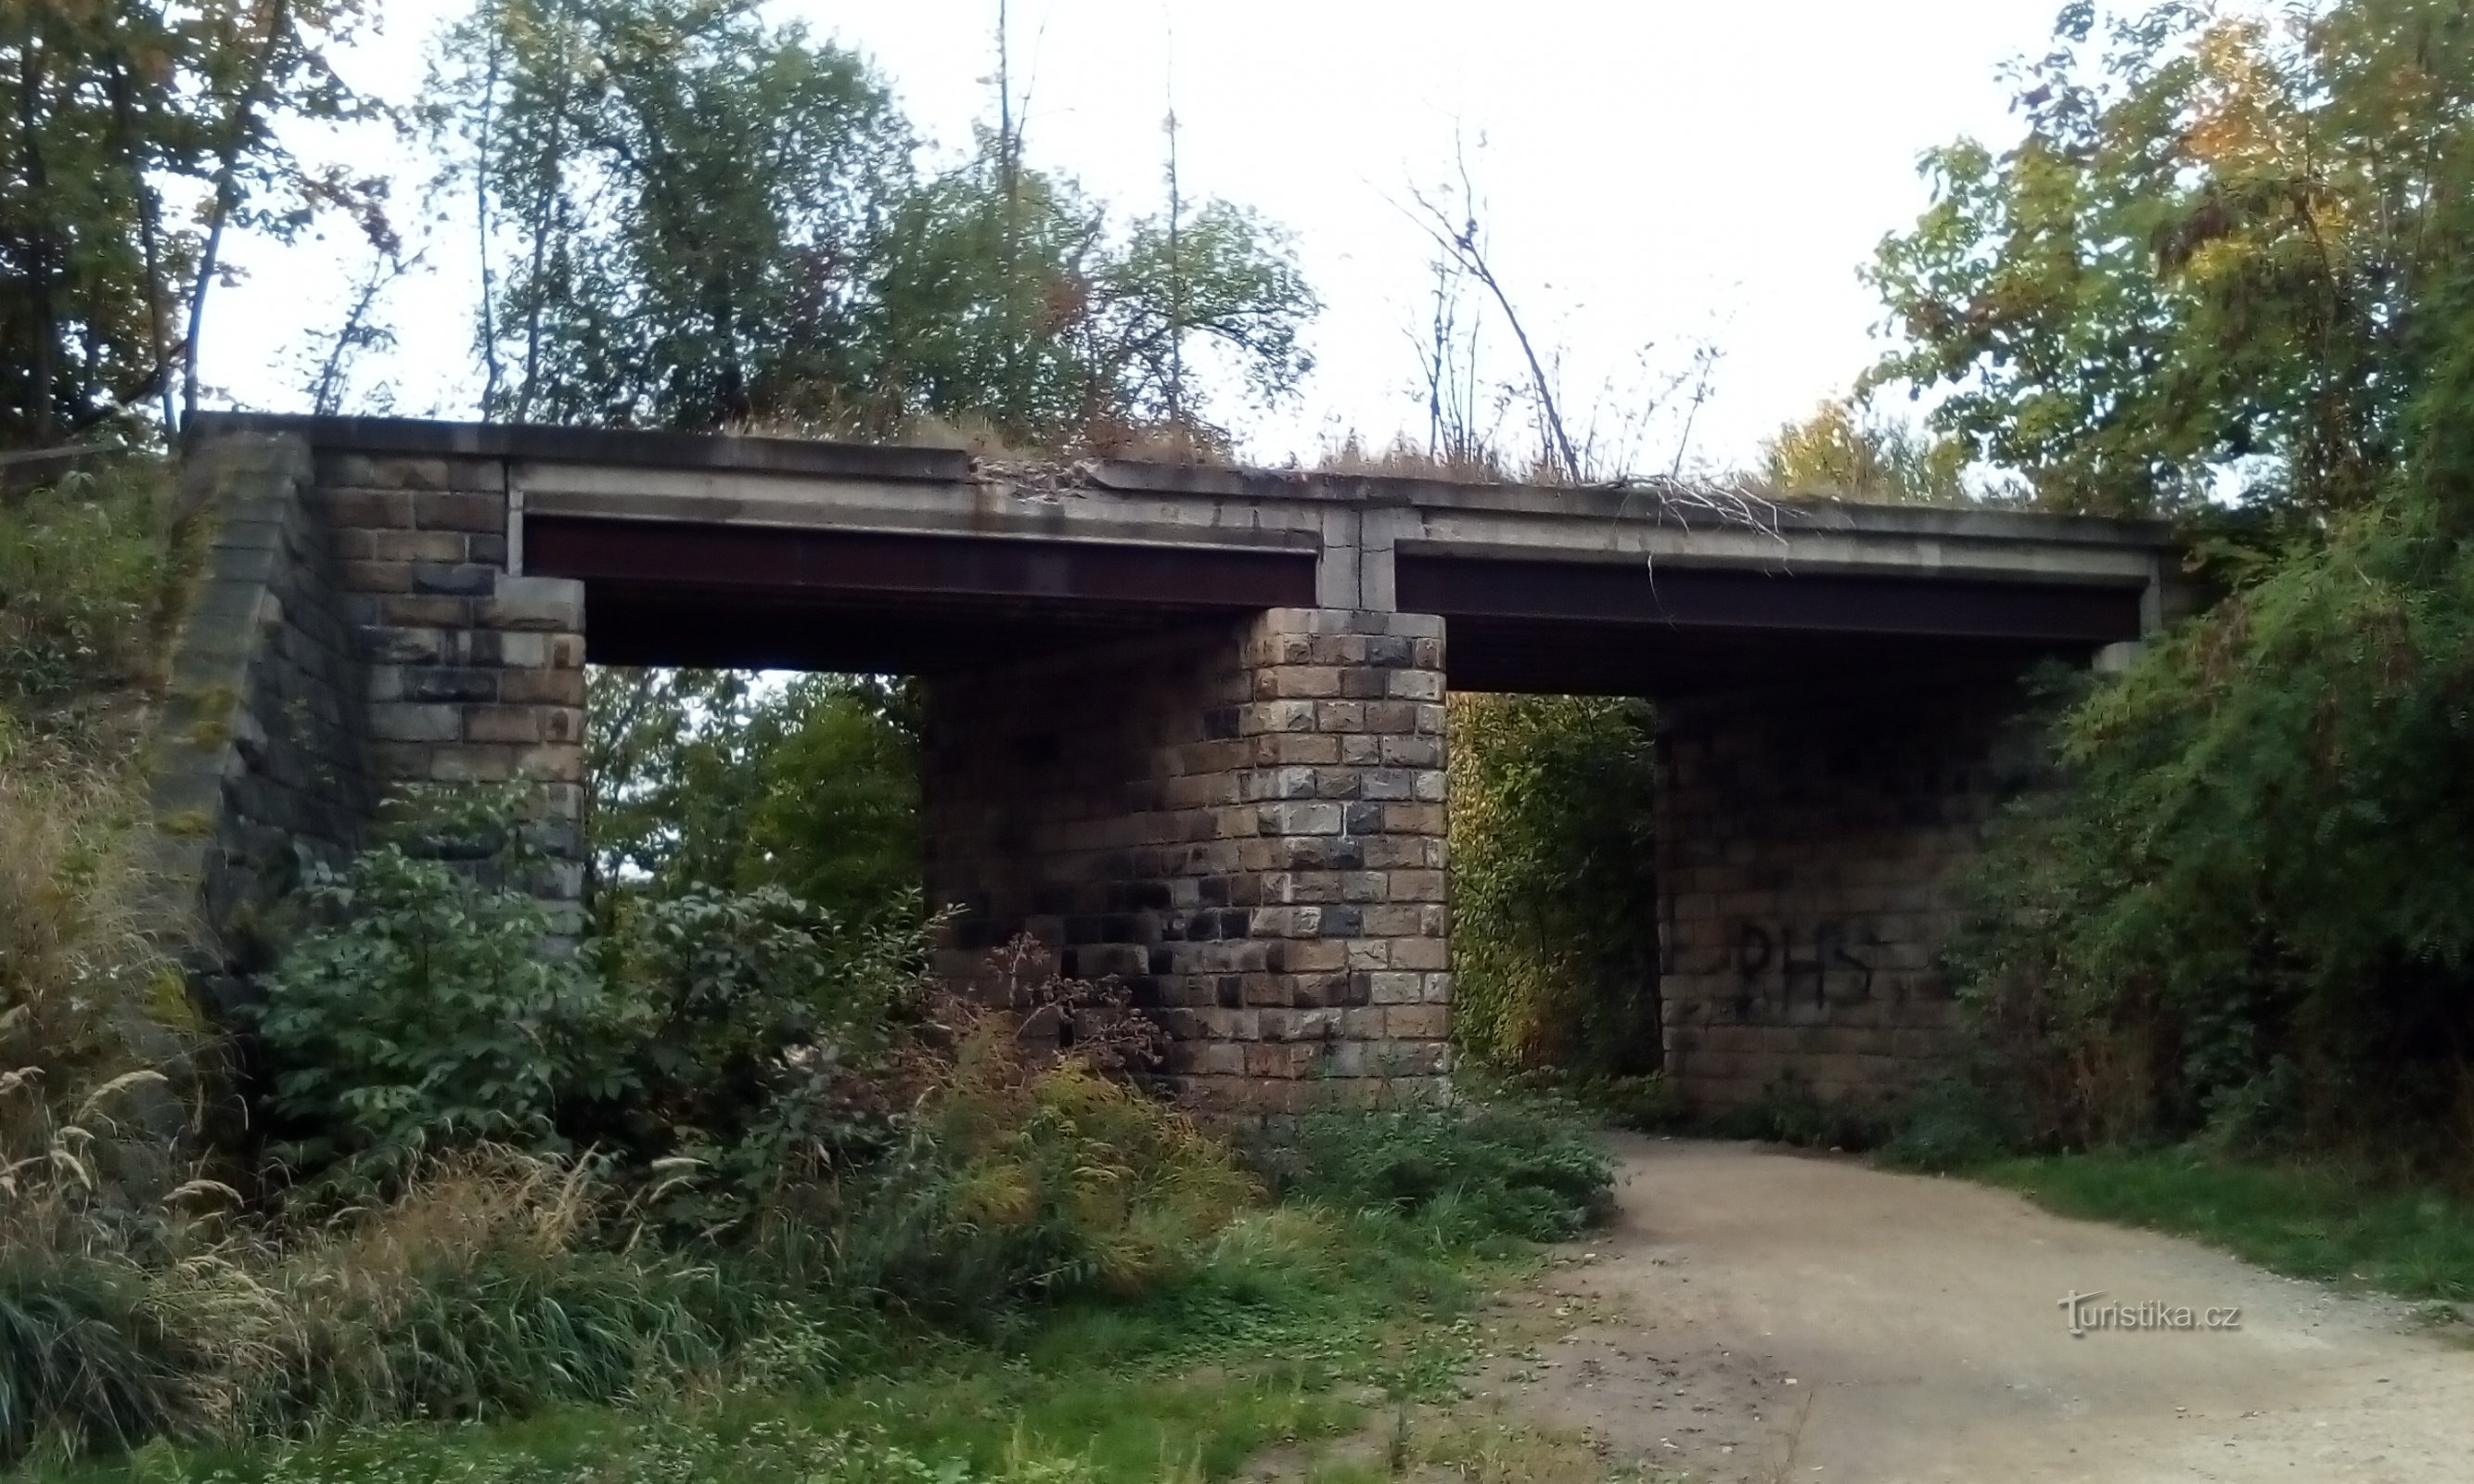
923, 608, 1453, 1114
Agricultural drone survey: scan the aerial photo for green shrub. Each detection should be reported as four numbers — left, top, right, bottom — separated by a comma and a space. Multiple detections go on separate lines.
1945, 486, 2474, 1167
1700, 1070, 1892, 1151
254, 790, 635, 1187
585, 884, 936, 1209
1445, 695, 1660, 1080
1246, 1092, 1613, 1243
1878, 1077, 2026, 1172
1493, 1068, 1683, 1132
821, 978, 1255, 1323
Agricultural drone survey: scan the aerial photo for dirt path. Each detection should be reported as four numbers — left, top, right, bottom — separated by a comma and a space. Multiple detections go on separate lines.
1470, 1135, 2474, 1483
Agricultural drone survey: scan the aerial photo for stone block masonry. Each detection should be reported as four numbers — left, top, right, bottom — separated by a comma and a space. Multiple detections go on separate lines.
1655, 672, 2047, 1110
311, 452, 590, 929
923, 608, 1452, 1117
148, 435, 378, 998
148, 437, 590, 967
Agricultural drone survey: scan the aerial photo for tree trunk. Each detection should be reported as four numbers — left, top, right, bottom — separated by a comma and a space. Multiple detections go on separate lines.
18, 30, 58, 444
180, 0, 290, 432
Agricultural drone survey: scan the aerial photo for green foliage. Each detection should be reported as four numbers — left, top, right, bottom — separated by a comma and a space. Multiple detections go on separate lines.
1246, 1093, 1614, 1244
1865, 0, 2474, 517
587, 671, 919, 921
151, 1419, 1127, 1484
585, 884, 936, 1209
1, 2, 380, 444
430, 0, 914, 431
33, 1186, 1509, 1484
254, 790, 631, 1183
873, 155, 1317, 449
1978, 1151, 2474, 1302
1940, 246, 2474, 1163
0, 740, 195, 1215
431, 1, 1316, 444
0, 1251, 195, 1467
1943, 493, 2474, 1157
1700, 1070, 1891, 1151
0, 463, 177, 710
1492, 1069, 1683, 1133
1861, 0, 2474, 1185
1445, 695, 1659, 1079
1876, 1077, 2027, 1172
1758, 396, 1976, 505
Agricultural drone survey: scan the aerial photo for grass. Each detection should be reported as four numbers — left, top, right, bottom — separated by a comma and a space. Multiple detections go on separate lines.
34, 1204, 1535, 1484
1972, 1150, 2474, 1303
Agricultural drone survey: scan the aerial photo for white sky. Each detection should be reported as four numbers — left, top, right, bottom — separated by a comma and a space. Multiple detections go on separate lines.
204, 0, 2073, 471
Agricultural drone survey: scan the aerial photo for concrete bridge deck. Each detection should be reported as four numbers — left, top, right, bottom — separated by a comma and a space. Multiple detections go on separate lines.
195, 414, 2171, 691
164, 415, 2176, 1115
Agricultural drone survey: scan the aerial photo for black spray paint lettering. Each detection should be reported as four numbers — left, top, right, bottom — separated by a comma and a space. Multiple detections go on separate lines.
1733, 921, 1880, 1010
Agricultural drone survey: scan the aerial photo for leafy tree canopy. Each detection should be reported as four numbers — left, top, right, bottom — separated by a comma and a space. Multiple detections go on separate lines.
1759, 396, 1975, 505
1, 0, 382, 447
1865, 0, 2474, 518
431, 0, 1317, 444
586, 669, 917, 921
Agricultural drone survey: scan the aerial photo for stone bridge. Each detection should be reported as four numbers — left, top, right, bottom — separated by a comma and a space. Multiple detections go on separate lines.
154, 416, 2175, 1116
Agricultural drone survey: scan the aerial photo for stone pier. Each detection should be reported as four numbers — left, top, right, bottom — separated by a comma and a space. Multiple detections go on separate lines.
1651, 673, 2045, 1107
922, 608, 1452, 1115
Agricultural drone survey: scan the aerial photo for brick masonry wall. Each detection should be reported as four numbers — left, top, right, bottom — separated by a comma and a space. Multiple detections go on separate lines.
149, 441, 593, 969
923, 607, 1452, 1116
149, 435, 376, 994
1655, 672, 2045, 1109
307, 452, 590, 929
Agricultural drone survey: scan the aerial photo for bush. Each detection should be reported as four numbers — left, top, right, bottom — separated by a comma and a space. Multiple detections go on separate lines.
1878, 1077, 2026, 1172
1945, 492, 2474, 1168
821, 955, 1254, 1321
1700, 1070, 1892, 1151
1246, 1091, 1613, 1243
1446, 695, 1660, 1080
585, 883, 937, 1209
252, 792, 635, 1188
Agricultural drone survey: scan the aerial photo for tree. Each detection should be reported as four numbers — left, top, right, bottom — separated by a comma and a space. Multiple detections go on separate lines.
1, 0, 382, 448
1865, 0, 2474, 518
586, 669, 917, 921
1448, 695, 1660, 1078
432, 0, 1318, 445
1759, 397, 1975, 505
432, 0, 913, 431
1883, 0, 2474, 1170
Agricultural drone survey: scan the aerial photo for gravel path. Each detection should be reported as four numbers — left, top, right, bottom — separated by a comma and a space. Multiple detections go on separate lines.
1471, 1135, 2474, 1483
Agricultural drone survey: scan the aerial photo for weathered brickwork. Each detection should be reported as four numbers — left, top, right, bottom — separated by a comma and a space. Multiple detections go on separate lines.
923, 608, 1452, 1115
150, 435, 378, 993
307, 453, 589, 928
1655, 674, 2044, 1109
149, 440, 588, 966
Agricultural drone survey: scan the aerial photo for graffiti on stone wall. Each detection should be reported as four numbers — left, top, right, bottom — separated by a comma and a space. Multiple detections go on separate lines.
1728, 920, 1887, 1020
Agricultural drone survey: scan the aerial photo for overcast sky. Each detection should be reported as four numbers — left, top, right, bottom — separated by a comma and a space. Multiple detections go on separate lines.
205, 0, 2076, 470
